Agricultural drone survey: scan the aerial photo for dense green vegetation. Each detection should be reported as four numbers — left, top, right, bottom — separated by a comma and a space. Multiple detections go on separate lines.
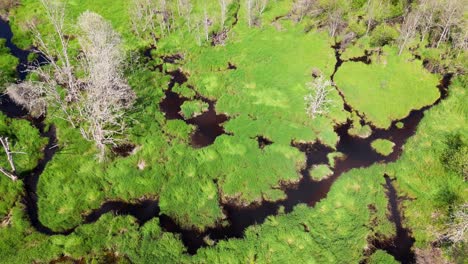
335, 47, 440, 129
0, 0, 466, 263
0, 39, 17, 88
309, 164, 333, 180
0, 112, 45, 218
371, 139, 395, 156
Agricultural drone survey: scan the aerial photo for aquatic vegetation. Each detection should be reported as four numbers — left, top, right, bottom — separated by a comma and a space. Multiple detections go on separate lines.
309, 164, 333, 180
371, 139, 395, 156
180, 100, 209, 119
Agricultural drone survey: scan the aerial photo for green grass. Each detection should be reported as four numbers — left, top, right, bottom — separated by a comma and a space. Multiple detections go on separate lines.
0, 113, 46, 226
335, 46, 440, 128
180, 100, 209, 119
309, 164, 333, 180
371, 139, 395, 156
386, 76, 467, 247
0, 39, 18, 89
0, 113, 47, 174
368, 250, 398, 264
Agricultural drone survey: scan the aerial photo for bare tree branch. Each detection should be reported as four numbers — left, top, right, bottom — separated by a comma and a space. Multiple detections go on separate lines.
304, 76, 333, 119
77, 11, 136, 161
0, 137, 17, 181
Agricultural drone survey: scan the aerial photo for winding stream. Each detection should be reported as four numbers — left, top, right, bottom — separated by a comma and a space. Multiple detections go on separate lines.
0, 18, 453, 262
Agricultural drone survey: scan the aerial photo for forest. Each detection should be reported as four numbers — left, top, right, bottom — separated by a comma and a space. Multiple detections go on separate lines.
0, 0, 466, 263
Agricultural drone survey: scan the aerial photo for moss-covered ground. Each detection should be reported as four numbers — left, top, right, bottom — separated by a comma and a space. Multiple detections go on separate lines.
0, 39, 17, 88
334, 47, 440, 129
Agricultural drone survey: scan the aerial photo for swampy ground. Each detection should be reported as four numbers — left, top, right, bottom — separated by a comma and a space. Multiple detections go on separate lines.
0, 1, 467, 263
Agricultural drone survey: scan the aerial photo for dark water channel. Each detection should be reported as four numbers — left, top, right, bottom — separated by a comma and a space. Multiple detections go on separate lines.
159, 69, 229, 148
0, 18, 47, 80
0, 20, 453, 262
0, 18, 30, 79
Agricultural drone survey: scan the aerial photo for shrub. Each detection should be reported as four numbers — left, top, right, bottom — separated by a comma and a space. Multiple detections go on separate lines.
370, 24, 398, 47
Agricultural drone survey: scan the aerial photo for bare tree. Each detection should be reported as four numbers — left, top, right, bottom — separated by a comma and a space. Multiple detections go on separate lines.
365, 0, 383, 35
417, 0, 439, 41
256, 0, 269, 16
304, 76, 333, 119
77, 11, 136, 161
6, 82, 46, 118
291, 0, 319, 22
397, 10, 421, 55
129, 0, 159, 42
246, 0, 269, 27
0, 137, 21, 181
325, 3, 343, 37
435, 0, 464, 48
13, 0, 79, 126
452, 26, 468, 57
203, 5, 211, 41
32, 0, 78, 101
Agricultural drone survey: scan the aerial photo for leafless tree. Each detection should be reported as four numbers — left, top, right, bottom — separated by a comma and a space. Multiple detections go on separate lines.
256, 0, 269, 16
304, 76, 333, 119
6, 82, 46, 118
291, 0, 319, 22
219, 0, 229, 27
77, 11, 136, 161
246, 0, 269, 27
452, 26, 468, 57
318, 0, 345, 37
12, 0, 80, 126
365, 0, 383, 35
435, 0, 464, 48
417, 0, 439, 41
397, 10, 421, 55
0, 137, 22, 181
129, 0, 159, 42
32, 0, 78, 101
327, 9, 343, 37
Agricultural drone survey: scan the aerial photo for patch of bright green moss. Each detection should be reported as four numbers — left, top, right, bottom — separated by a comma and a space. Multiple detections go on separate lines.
335, 46, 440, 128
371, 139, 395, 156
180, 100, 209, 119
309, 164, 333, 180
